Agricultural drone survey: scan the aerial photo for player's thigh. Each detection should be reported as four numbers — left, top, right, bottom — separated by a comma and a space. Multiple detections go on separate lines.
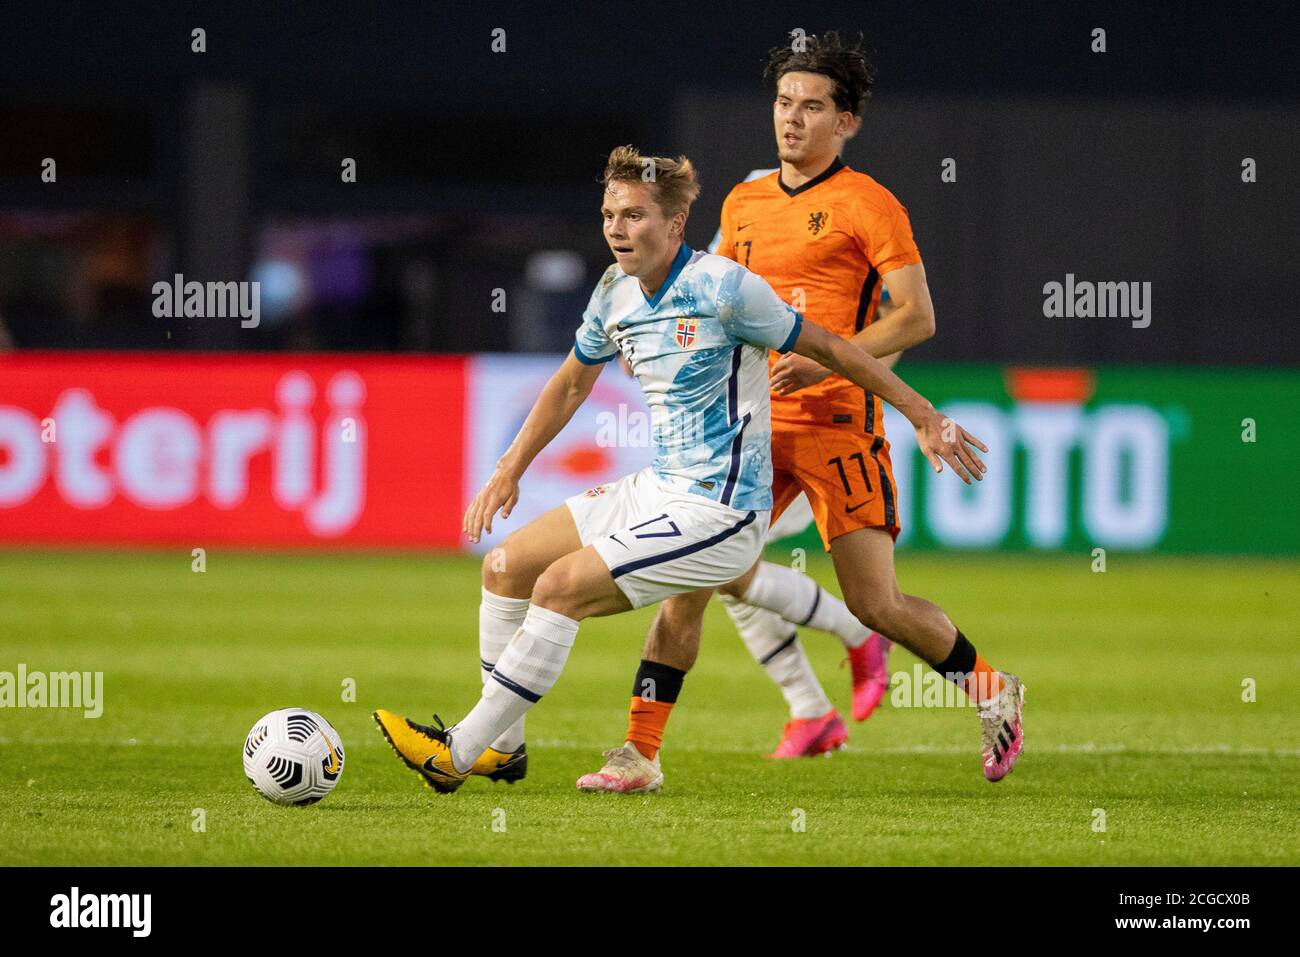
482, 505, 584, 598
828, 526, 904, 626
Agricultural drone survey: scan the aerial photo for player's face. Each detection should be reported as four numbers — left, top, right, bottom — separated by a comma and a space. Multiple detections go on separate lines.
774, 72, 853, 167
601, 180, 681, 279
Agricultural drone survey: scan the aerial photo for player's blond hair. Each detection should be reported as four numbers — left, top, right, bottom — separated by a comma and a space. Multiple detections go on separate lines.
602, 145, 701, 219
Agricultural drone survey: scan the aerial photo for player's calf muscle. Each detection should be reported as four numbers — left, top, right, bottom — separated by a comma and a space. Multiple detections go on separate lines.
643, 613, 700, 671
847, 590, 956, 663
642, 590, 712, 670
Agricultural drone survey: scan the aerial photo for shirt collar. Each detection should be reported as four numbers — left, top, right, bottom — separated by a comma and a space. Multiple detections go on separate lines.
643, 242, 693, 308
778, 157, 846, 197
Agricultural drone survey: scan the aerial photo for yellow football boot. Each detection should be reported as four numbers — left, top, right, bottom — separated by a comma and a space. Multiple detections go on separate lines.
372, 709, 468, 794
470, 744, 528, 784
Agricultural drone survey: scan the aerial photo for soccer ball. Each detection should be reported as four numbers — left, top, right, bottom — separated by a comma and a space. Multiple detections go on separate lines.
243, 708, 345, 806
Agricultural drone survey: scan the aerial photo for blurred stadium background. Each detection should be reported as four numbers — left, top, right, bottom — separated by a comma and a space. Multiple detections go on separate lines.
1, 2, 1296, 555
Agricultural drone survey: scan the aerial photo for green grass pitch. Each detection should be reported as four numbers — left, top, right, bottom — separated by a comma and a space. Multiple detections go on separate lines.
1, 548, 1297, 866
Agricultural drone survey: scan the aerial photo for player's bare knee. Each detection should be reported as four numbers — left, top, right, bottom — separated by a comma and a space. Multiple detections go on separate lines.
480, 547, 506, 591
847, 594, 900, 634
481, 544, 530, 598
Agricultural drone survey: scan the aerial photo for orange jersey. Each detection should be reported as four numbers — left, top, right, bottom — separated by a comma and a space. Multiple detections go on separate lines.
716, 159, 922, 432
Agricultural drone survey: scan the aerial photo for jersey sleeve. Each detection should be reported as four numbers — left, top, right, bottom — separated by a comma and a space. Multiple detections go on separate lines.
717, 265, 803, 353
852, 190, 923, 277
572, 274, 617, 365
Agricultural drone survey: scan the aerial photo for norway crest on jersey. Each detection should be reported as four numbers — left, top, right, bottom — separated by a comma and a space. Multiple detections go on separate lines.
674, 317, 698, 349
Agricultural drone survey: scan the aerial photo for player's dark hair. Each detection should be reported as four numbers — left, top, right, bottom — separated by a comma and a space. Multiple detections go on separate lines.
763, 30, 876, 115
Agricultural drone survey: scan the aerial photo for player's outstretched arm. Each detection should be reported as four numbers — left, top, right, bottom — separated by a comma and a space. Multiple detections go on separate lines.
463, 351, 604, 543
790, 322, 988, 484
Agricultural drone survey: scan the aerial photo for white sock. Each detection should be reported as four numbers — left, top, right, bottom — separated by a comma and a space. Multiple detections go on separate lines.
479, 588, 530, 752
742, 562, 869, 649
721, 593, 832, 720
450, 605, 578, 772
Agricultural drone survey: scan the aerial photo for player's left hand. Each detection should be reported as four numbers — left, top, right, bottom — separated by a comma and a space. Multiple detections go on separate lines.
914, 409, 988, 484
771, 353, 833, 394
463, 466, 521, 544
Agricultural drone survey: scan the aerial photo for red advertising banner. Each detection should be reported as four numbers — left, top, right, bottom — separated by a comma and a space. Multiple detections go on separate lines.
0, 352, 467, 548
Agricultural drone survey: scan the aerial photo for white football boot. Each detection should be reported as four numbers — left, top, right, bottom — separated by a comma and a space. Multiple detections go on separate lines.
979, 673, 1025, 782
575, 742, 664, 794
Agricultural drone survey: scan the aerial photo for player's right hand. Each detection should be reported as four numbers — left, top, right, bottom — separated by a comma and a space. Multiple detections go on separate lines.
914, 410, 988, 485
463, 467, 521, 543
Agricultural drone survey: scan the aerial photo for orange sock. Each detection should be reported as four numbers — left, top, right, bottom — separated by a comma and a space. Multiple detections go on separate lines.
964, 653, 1004, 704
626, 698, 675, 759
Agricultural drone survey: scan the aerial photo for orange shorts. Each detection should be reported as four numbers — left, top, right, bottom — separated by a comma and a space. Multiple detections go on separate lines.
770, 422, 900, 551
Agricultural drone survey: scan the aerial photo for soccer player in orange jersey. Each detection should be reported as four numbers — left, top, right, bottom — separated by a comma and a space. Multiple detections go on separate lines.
705, 148, 907, 758
577, 32, 1025, 793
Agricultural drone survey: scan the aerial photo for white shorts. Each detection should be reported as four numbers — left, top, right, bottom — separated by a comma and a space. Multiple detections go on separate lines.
765, 491, 814, 542
565, 467, 769, 610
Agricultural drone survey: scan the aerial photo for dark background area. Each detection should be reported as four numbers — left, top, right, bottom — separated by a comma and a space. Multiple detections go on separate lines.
1, 0, 1296, 363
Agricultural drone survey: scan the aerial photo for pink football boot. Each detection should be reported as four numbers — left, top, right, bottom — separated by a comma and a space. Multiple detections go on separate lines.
847, 632, 892, 721
766, 709, 848, 759
980, 673, 1025, 782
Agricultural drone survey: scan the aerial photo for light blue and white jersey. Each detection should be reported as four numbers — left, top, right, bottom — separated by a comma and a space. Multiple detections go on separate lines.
573, 243, 803, 511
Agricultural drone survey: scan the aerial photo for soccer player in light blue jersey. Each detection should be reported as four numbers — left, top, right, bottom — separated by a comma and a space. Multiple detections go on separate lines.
372, 146, 986, 794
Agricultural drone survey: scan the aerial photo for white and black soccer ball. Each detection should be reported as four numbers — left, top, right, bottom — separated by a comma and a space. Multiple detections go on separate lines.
243, 708, 345, 806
